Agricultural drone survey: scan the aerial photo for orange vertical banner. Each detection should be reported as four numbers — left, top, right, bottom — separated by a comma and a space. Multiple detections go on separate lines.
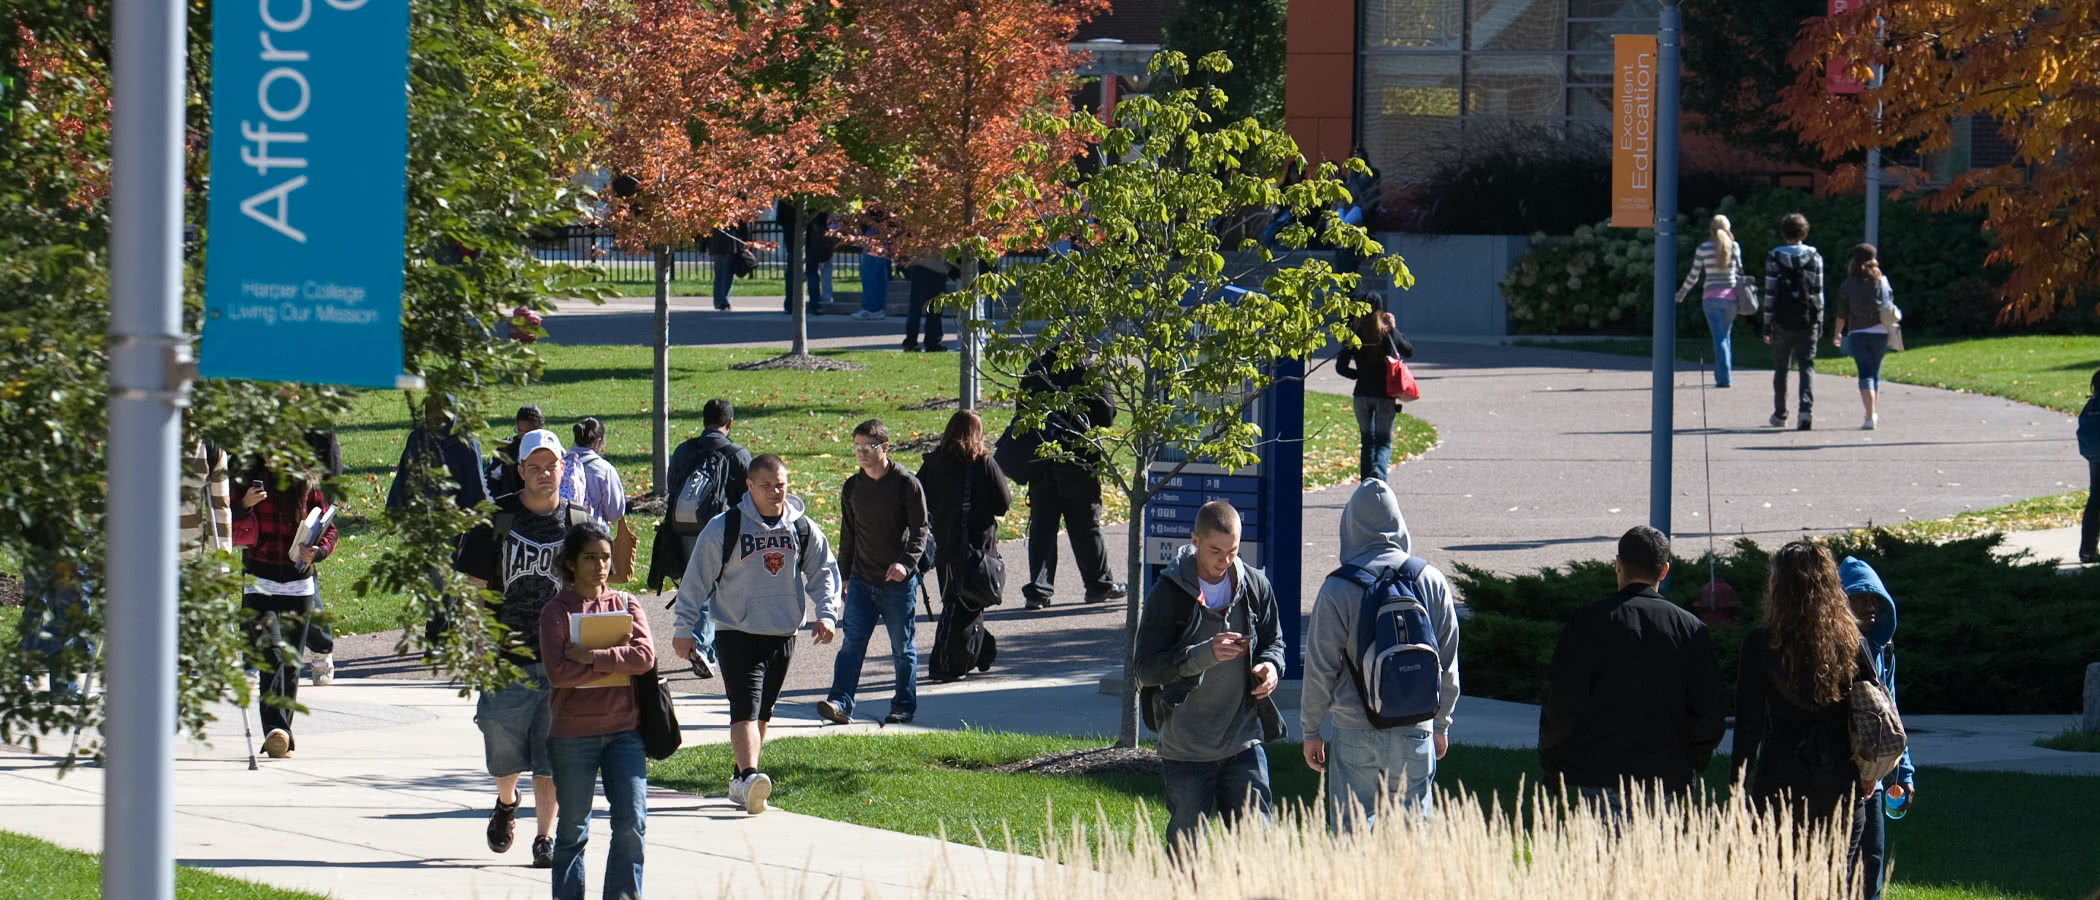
1611, 34, 1658, 229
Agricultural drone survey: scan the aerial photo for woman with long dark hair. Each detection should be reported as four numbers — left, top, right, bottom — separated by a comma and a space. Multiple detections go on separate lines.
1731, 540, 1874, 871
1333, 298, 1415, 481
539, 521, 655, 900
231, 458, 337, 759
916, 409, 1012, 681
1833, 243, 1895, 430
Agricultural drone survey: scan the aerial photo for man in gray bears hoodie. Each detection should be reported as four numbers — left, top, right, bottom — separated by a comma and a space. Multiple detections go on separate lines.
1133, 501, 1287, 852
671, 454, 843, 814
1841, 555, 1916, 900
1300, 478, 1461, 827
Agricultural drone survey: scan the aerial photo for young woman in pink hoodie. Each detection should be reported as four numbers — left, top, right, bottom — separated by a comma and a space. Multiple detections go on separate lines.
538, 522, 656, 900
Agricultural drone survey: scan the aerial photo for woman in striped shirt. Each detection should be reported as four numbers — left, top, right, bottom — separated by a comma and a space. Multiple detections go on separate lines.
1675, 214, 1745, 387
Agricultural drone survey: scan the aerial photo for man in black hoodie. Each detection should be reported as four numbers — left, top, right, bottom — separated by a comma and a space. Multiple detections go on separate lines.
1538, 526, 1725, 807
1018, 351, 1125, 609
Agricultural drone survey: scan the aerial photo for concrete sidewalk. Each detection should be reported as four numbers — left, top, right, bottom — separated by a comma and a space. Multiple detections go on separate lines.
0, 680, 1041, 900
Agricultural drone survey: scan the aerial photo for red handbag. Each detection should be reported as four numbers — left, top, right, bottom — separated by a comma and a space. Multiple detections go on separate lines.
1384, 357, 1420, 402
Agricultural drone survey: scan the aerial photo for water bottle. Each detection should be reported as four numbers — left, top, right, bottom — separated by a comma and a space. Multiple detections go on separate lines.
1883, 783, 1910, 820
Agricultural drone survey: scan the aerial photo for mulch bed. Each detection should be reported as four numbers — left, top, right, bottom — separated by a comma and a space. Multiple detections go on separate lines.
988, 746, 1162, 778
628, 494, 668, 518
0, 572, 20, 608
729, 353, 868, 373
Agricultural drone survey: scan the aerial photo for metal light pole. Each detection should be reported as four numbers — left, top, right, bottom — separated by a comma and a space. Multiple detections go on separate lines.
107, 0, 188, 895
1649, 0, 1682, 537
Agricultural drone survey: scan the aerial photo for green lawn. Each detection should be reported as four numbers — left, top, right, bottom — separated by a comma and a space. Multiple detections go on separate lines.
1865, 489, 2094, 543
315, 345, 1432, 635
1521, 333, 2100, 414
649, 731, 2100, 900
0, 831, 331, 899
2036, 728, 2100, 753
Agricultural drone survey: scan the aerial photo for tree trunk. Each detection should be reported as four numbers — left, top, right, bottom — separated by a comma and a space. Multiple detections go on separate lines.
651, 246, 671, 493
787, 203, 808, 357
959, 256, 980, 409
1117, 488, 1146, 748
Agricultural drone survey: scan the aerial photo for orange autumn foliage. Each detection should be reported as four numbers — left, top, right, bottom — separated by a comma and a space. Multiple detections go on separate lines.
1780, 1, 2100, 322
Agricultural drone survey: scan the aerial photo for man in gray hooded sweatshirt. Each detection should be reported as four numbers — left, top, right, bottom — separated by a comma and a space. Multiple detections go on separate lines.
1300, 478, 1461, 828
1133, 501, 1287, 852
671, 454, 842, 814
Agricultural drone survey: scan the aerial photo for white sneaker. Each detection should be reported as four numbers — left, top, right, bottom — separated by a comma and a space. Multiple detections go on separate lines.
742, 772, 772, 814
310, 653, 334, 686
727, 774, 747, 808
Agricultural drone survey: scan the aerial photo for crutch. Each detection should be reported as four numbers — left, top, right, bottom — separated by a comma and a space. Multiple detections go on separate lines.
200, 455, 259, 770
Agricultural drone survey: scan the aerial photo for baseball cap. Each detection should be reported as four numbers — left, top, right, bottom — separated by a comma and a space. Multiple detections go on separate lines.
516, 428, 564, 462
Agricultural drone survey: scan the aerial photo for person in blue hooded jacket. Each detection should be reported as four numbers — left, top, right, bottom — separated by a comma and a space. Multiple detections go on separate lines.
2077, 368, 2098, 563
1841, 555, 1916, 900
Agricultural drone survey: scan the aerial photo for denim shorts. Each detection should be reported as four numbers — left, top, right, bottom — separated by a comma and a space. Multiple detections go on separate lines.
475, 663, 552, 777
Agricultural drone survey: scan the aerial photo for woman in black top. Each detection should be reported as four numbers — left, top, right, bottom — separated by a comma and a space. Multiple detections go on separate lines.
1731, 540, 1874, 870
1333, 301, 1415, 481
915, 410, 1012, 681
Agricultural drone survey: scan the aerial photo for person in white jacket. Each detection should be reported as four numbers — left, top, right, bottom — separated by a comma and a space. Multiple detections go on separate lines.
670, 454, 842, 813
1299, 478, 1461, 829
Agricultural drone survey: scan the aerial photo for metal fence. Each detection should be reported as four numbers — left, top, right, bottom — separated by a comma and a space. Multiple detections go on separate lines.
529, 223, 1051, 290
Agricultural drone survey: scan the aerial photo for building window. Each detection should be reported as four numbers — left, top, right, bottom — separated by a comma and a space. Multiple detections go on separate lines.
1358, 0, 1659, 180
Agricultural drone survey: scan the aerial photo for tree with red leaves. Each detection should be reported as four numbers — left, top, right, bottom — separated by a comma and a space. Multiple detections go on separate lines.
1780, 1, 2100, 323
843, 0, 1105, 407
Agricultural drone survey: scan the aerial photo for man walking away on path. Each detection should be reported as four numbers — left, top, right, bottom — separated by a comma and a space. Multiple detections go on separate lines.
1019, 352, 1125, 609
2078, 369, 2099, 563
1764, 213, 1825, 430
1134, 501, 1287, 854
1843, 555, 1916, 900
1301, 479, 1461, 829
1538, 526, 1725, 813
817, 420, 930, 725
454, 428, 594, 868
672, 454, 842, 813
386, 394, 491, 653
900, 256, 949, 351
488, 404, 546, 498
650, 398, 754, 677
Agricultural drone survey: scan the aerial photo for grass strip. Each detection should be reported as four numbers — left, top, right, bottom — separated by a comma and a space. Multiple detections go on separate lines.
0, 830, 333, 899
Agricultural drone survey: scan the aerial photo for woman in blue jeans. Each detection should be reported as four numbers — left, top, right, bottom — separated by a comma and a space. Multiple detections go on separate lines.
539, 522, 657, 900
1674, 214, 1745, 387
1832, 244, 1894, 430
1332, 303, 1414, 481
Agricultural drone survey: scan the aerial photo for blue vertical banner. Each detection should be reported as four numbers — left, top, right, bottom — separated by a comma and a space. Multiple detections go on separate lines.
201, 0, 409, 388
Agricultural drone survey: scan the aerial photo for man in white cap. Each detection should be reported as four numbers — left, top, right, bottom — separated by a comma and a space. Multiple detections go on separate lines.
454, 428, 593, 868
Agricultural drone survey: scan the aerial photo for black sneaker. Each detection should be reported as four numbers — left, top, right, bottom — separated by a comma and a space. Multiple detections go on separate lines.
688, 650, 714, 680
1084, 583, 1128, 603
1797, 414, 1813, 431
1023, 597, 1049, 610
531, 835, 553, 869
883, 711, 914, 725
925, 343, 950, 352
487, 796, 520, 853
901, 342, 922, 352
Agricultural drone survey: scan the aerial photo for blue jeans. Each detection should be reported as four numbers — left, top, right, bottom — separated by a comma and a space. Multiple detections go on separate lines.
858, 254, 891, 314
548, 729, 647, 900
804, 258, 833, 307
1325, 725, 1435, 831
678, 534, 718, 665
1161, 745, 1273, 853
826, 577, 919, 717
1848, 330, 1890, 390
2081, 458, 2098, 559
1352, 396, 1396, 481
1701, 300, 1735, 387
710, 253, 735, 308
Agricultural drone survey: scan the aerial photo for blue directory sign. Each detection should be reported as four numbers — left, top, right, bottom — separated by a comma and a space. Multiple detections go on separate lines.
1142, 358, 1306, 676
200, 0, 410, 388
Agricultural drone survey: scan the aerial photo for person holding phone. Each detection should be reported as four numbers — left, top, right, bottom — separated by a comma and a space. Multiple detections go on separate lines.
231, 459, 337, 759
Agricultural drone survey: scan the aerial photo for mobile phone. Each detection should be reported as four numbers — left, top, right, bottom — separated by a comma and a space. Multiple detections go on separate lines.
249, 480, 265, 492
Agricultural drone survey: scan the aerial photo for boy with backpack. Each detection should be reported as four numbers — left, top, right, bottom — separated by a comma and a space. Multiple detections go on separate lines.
1134, 501, 1287, 852
648, 398, 753, 676
1763, 213, 1826, 430
1299, 479, 1461, 829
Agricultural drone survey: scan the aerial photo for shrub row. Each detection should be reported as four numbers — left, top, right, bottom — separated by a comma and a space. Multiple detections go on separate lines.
1449, 530, 2100, 715
1500, 188, 2019, 336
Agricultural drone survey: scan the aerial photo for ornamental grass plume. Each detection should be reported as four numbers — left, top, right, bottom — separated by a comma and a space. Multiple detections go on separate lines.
907, 779, 1856, 899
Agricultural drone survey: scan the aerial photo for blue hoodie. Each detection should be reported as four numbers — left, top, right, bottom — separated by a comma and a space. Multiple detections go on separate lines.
1839, 556, 1916, 788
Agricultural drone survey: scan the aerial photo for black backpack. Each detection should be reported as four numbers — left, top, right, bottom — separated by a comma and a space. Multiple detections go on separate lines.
669, 447, 736, 537
1768, 250, 1816, 330
492, 501, 593, 542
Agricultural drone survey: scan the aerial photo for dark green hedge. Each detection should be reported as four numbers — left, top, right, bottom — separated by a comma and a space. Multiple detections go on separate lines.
1450, 531, 2100, 715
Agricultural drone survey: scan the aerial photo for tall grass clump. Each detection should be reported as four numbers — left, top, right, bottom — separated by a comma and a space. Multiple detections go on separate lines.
907, 782, 1857, 899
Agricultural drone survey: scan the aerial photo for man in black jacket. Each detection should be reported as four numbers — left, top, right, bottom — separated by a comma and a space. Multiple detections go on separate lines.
649, 398, 753, 675
1537, 526, 1725, 805
1019, 352, 1125, 609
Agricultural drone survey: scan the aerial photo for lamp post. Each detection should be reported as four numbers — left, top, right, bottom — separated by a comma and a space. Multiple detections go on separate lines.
1649, 0, 1682, 537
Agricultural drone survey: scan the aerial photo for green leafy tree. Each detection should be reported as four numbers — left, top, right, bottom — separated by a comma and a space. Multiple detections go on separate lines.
0, 0, 597, 760
1161, 0, 1286, 129
976, 52, 1410, 748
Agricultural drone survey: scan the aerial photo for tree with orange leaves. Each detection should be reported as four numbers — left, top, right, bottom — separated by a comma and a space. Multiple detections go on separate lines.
843, 0, 1105, 407
550, 0, 856, 486
1780, 1, 2100, 322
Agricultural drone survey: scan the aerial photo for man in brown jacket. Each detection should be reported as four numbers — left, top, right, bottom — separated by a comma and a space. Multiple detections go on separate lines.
817, 419, 930, 725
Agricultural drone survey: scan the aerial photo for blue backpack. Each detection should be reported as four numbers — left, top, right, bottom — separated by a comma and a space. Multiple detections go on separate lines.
1331, 556, 1440, 727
